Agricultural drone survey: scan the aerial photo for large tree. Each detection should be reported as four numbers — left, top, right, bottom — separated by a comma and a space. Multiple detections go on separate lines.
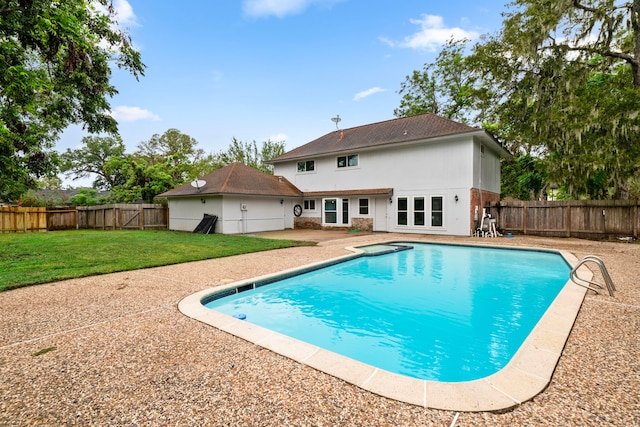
135, 128, 215, 184
0, 0, 144, 200
472, 0, 640, 199
109, 156, 177, 203
60, 135, 127, 190
108, 129, 215, 203
394, 39, 485, 124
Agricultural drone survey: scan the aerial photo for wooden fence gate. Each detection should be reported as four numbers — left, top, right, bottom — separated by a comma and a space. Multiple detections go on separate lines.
77, 204, 168, 230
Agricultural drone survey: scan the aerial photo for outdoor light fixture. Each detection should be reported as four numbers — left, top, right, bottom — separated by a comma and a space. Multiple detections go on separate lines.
389, 197, 393, 204
455, 195, 459, 202
280, 199, 284, 204
200, 198, 206, 204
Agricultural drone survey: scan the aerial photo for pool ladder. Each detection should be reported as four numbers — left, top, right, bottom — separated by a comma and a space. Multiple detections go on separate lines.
570, 255, 615, 296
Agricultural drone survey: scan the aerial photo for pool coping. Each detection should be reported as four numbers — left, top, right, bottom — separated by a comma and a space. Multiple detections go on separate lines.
178, 241, 590, 412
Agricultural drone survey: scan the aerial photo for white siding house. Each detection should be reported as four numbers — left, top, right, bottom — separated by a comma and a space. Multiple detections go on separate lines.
270, 113, 510, 236
160, 114, 509, 236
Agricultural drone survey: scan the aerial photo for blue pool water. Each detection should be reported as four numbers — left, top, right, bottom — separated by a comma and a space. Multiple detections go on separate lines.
204, 243, 571, 382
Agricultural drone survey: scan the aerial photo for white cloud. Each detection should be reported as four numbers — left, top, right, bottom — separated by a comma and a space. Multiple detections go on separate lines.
243, 0, 311, 18
381, 14, 479, 51
109, 106, 160, 122
353, 87, 387, 101
268, 133, 289, 142
112, 0, 138, 26
242, 0, 341, 18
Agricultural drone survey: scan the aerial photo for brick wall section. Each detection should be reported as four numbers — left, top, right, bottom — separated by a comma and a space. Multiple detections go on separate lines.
469, 188, 500, 233
351, 217, 373, 232
294, 217, 322, 229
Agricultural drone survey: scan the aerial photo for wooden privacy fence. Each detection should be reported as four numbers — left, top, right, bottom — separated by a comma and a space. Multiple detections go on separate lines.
77, 204, 168, 230
489, 200, 640, 239
0, 204, 167, 232
0, 207, 47, 232
47, 208, 78, 230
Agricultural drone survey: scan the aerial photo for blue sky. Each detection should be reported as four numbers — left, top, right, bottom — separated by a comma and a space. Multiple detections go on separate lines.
60, 0, 508, 185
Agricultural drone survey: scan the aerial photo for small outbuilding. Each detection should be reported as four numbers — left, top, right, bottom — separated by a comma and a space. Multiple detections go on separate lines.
158, 162, 302, 234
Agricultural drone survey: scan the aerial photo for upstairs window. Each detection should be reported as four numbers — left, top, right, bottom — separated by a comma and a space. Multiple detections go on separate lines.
297, 160, 315, 172
337, 154, 358, 168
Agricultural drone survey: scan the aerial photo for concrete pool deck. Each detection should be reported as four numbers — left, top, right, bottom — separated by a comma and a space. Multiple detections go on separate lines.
179, 244, 588, 411
1, 231, 639, 425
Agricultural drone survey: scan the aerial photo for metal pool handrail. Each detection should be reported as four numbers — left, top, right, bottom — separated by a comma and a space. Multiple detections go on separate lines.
570, 255, 616, 296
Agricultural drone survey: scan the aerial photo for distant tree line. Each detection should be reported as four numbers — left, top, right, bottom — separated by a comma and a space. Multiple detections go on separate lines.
55, 129, 286, 204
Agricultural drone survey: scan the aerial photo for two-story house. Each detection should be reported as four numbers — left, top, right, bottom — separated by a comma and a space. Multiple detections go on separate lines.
160, 113, 509, 236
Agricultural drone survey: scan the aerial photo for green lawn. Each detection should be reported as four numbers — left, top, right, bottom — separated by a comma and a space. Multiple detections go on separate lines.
0, 230, 314, 292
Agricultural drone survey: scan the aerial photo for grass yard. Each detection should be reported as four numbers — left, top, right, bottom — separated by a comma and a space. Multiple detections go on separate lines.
0, 230, 314, 292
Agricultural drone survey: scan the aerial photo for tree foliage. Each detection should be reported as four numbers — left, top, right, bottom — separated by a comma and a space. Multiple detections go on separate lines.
472, 0, 640, 199
0, 0, 145, 200
60, 135, 127, 190
135, 128, 211, 184
55, 130, 287, 203
395, 39, 486, 123
110, 156, 177, 203
213, 137, 286, 174
501, 154, 547, 200
107, 129, 211, 203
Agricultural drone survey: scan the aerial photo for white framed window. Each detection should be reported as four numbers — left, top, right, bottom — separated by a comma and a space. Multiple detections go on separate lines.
397, 197, 408, 226
323, 198, 349, 225
324, 198, 337, 224
297, 160, 315, 172
358, 198, 369, 215
431, 196, 443, 227
337, 154, 358, 168
414, 197, 425, 226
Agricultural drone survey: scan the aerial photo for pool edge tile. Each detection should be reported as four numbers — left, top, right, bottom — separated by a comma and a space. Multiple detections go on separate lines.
425, 379, 518, 412
303, 348, 377, 388
363, 370, 425, 407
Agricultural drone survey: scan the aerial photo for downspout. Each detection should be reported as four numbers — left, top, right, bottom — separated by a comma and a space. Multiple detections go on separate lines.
479, 143, 483, 210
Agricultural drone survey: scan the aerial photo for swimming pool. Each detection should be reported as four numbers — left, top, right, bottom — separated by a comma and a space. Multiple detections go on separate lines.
204, 243, 569, 382
179, 241, 588, 410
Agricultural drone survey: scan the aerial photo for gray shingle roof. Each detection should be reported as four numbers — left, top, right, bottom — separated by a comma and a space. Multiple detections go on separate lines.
270, 113, 497, 163
158, 162, 303, 198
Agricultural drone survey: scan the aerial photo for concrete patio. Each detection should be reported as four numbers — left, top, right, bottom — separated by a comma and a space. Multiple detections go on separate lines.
1, 231, 638, 426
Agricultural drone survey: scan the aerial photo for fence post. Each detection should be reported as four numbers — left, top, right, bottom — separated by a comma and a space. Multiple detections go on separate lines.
634, 202, 638, 238
140, 205, 145, 230
566, 204, 571, 238
522, 203, 527, 235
